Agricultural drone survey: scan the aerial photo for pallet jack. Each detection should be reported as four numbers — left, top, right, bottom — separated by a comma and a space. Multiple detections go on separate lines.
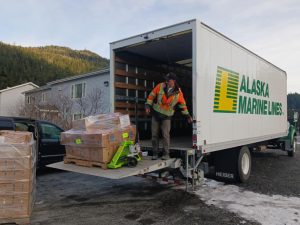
108, 140, 142, 169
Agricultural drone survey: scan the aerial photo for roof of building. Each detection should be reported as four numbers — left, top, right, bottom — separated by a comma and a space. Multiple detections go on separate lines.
0, 82, 39, 93
47, 68, 109, 85
24, 68, 110, 95
23, 85, 52, 94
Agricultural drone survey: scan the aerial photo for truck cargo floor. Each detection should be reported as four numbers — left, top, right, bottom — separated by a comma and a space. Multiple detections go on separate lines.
139, 136, 192, 150
47, 157, 177, 179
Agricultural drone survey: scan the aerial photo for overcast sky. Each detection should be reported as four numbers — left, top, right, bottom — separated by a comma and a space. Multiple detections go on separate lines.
0, 0, 299, 92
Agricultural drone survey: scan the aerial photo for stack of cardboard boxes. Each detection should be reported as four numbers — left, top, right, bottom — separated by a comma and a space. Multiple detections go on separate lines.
0, 130, 36, 222
61, 113, 136, 168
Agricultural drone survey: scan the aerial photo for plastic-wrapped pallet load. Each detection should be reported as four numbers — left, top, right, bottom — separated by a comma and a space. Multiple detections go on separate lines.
0, 130, 36, 224
61, 113, 136, 168
71, 112, 131, 131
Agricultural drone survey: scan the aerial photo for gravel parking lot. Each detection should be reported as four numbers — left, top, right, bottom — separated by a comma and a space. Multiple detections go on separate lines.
31, 138, 300, 225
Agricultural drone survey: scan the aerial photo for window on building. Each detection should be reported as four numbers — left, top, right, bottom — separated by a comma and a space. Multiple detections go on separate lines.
42, 93, 47, 102
71, 83, 86, 99
73, 113, 83, 121
26, 96, 31, 104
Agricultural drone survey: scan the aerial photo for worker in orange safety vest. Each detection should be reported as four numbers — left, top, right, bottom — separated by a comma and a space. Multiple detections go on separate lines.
145, 72, 193, 160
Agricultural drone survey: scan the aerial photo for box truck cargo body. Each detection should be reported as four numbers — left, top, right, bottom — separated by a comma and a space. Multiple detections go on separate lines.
110, 19, 288, 150
49, 20, 295, 185
109, 19, 293, 182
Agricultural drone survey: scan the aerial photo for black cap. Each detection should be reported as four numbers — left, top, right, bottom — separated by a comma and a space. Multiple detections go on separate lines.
165, 72, 177, 81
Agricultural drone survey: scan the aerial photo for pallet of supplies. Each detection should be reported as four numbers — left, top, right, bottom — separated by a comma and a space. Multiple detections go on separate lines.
61, 113, 136, 169
0, 130, 36, 225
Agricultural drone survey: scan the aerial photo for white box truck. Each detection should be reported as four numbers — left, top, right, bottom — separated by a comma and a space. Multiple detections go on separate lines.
50, 19, 297, 187
109, 19, 296, 182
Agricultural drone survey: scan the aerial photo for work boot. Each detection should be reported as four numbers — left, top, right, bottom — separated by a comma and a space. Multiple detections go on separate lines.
161, 154, 170, 160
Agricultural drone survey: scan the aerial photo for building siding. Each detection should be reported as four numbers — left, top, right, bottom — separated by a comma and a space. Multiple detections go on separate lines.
24, 70, 110, 128
0, 83, 38, 116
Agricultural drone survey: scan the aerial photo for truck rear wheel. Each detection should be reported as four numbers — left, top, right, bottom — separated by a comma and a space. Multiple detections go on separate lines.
237, 146, 251, 182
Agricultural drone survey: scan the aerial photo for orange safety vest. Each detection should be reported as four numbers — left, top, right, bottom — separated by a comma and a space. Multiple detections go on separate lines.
146, 82, 189, 117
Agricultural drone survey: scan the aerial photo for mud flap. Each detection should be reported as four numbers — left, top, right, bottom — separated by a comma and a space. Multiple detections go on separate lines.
213, 148, 239, 182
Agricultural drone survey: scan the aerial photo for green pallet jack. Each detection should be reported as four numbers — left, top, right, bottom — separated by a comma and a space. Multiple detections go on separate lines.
108, 140, 142, 169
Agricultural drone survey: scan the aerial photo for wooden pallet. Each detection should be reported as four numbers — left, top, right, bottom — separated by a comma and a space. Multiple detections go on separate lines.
0, 217, 30, 225
64, 157, 108, 169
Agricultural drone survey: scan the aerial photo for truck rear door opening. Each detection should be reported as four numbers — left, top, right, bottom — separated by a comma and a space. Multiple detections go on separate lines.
112, 30, 194, 149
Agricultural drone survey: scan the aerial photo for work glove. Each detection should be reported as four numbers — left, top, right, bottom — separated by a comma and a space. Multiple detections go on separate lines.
187, 115, 193, 124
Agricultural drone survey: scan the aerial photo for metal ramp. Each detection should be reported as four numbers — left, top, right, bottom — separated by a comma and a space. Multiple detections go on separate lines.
47, 157, 180, 179
48, 147, 204, 191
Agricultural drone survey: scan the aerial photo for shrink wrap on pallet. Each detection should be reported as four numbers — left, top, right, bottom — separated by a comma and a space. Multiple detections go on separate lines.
61, 113, 136, 167
61, 125, 136, 147
0, 131, 36, 221
72, 113, 130, 131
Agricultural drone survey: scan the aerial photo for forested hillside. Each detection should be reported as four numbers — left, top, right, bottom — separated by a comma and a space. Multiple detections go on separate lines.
0, 42, 109, 89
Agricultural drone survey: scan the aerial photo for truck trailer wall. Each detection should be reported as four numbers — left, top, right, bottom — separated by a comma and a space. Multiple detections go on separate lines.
196, 23, 288, 153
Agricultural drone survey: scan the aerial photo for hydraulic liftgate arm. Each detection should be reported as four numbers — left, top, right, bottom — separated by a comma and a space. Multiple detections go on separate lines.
184, 149, 204, 191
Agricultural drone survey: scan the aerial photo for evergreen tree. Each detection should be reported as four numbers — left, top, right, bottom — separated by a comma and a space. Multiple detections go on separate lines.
0, 42, 109, 89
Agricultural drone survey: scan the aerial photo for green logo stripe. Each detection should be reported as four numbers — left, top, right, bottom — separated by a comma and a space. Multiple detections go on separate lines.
227, 84, 238, 89
213, 66, 240, 113
227, 88, 238, 93
228, 81, 239, 86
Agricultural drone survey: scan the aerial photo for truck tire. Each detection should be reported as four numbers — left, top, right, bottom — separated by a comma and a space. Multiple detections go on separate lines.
288, 137, 296, 157
237, 146, 251, 182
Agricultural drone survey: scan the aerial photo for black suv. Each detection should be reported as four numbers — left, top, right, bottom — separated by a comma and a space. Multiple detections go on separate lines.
0, 117, 15, 130
0, 116, 65, 168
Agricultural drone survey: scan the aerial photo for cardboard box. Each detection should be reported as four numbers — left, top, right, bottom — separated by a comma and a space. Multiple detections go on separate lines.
61, 125, 136, 147
0, 144, 34, 158
0, 179, 33, 193
65, 144, 120, 163
0, 169, 33, 181
72, 113, 130, 131
0, 131, 33, 145
0, 131, 36, 220
0, 192, 34, 219
0, 157, 34, 171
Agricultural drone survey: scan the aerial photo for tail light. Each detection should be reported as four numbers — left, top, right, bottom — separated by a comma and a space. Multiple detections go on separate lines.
192, 134, 197, 149
192, 134, 197, 142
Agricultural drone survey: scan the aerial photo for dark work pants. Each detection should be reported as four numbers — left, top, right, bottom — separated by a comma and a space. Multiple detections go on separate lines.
151, 117, 171, 156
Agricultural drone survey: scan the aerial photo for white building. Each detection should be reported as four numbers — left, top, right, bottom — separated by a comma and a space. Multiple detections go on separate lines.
23, 69, 110, 129
0, 82, 38, 116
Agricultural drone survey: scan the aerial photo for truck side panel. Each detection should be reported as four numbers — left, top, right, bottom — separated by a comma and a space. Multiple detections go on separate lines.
196, 23, 287, 153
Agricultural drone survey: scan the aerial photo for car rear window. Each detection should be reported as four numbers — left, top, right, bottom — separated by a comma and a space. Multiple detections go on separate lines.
0, 120, 14, 130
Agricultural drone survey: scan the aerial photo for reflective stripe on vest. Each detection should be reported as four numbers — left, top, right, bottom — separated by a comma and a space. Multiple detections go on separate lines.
153, 83, 180, 116
157, 83, 164, 104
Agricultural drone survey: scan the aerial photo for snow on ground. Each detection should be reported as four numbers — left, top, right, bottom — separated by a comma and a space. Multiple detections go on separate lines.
194, 179, 300, 225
